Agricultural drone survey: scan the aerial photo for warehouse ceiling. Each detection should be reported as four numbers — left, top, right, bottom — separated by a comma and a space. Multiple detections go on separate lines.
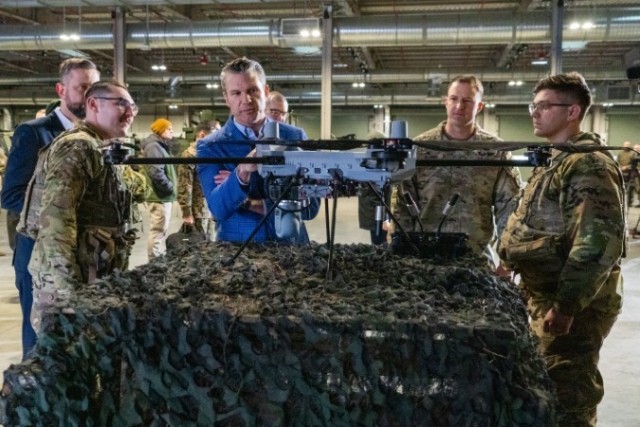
0, 0, 639, 108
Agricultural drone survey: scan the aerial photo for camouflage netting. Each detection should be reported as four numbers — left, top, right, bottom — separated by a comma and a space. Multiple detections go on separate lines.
0, 242, 556, 426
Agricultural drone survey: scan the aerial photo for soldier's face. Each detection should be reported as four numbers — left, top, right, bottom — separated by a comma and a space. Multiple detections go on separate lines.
444, 81, 483, 128
87, 87, 136, 138
223, 72, 268, 127
57, 68, 100, 120
530, 89, 573, 141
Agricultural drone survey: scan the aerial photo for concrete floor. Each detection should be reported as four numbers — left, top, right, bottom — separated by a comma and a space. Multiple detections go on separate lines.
0, 200, 638, 426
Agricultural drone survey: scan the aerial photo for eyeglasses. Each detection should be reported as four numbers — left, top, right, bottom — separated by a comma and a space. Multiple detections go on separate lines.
528, 102, 572, 114
268, 108, 288, 117
94, 96, 139, 115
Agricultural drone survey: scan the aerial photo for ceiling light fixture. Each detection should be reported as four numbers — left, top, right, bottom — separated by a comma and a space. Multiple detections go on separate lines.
206, 83, 219, 89
59, 5, 81, 41
531, 55, 548, 65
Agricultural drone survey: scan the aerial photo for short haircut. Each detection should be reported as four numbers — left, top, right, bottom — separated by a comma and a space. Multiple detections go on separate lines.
84, 80, 128, 101
267, 90, 287, 104
59, 58, 98, 82
195, 123, 213, 134
449, 74, 484, 98
220, 57, 266, 93
533, 72, 592, 120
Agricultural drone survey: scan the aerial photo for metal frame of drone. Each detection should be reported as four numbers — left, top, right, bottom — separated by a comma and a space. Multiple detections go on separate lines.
102, 135, 633, 276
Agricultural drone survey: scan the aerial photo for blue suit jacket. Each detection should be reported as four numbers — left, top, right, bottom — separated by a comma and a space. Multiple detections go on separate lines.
1, 111, 65, 214
196, 118, 320, 243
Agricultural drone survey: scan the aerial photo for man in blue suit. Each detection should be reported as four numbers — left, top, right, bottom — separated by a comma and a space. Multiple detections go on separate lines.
197, 57, 319, 243
1, 58, 99, 359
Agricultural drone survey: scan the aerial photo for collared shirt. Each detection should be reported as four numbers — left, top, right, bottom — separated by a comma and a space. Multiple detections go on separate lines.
53, 107, 75, 131
233, 117, 277, 140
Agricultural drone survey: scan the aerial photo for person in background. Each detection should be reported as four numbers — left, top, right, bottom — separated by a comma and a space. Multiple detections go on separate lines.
392, 74, 522, 269
178, 122, 217, 240
197, 57, 319, 243
24, 80, 138, 336
141, 118, 177, 260
265, 90, 289, 123
357, 129, 391, 245
0, 58, 99, 360
616, 141, 638, 209
0, 146, 5, 256
500, 72, 625, 426
633, 144, 640, 208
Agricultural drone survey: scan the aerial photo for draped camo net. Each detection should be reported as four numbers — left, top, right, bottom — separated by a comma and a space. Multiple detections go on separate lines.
0, 242, 556, 426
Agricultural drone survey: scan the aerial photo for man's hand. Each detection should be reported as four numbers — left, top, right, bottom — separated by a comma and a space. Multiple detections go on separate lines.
543, 306, 574, 336
236, 149, 257, 184
183, 215, 195, 225
215, 170, 231, 185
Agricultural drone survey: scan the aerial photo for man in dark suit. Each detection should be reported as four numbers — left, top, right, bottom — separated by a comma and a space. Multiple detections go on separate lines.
1, 58, 99, 359
197, 57, 319, 243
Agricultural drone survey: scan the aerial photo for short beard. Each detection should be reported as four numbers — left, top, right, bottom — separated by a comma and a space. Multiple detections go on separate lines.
67, 104, 86, 119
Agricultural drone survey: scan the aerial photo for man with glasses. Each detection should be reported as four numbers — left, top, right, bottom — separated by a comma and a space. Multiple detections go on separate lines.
392, 74, 522, 269
21, 80, 138, 334
1, 58, 99, 359
265, 90, 289, 123
500, 72, 625, 426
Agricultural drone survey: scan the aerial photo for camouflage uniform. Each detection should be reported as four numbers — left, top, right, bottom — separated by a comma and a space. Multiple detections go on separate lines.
616, 149, 639, 207
177, 142, 215, 240
500, 132, 625, 426
22, 122, 134, 332
392, 121, 522, 262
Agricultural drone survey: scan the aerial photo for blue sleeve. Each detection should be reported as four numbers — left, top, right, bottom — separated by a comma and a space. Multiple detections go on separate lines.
197, 138, 251, 221
1, 124, 42, 213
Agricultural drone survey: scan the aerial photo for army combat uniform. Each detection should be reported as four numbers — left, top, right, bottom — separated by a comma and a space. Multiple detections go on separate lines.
500, 132, 625, 426
393, 121, 522, 262
177, 142, 215, 240
20, 122, 134, 332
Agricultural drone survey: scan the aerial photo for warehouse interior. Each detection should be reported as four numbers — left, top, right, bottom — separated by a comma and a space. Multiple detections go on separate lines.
1, 0, 640, 425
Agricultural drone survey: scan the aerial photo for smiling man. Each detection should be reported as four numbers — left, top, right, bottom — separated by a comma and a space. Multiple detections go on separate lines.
500, 72, 625, 426
20, 80, 139, 333
392, 74, 522, 267
196, 57, 319, 243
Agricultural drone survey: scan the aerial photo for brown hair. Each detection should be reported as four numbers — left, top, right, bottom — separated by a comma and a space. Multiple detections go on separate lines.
449, 74, 484, 98
533, 72, 592, 120
59, 58, 98, 82
220, 57, 266, 93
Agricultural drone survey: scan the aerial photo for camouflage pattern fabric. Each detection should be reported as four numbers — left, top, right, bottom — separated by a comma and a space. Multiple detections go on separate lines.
500, 132, 625, 316
177, 142, 211, 221
392, 121, 522, 262
26, 121, 133, 333
500, 132, 626, 425
121, 165, 150, 225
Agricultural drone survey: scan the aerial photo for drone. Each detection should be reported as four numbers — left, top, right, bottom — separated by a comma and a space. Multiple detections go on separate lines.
102, 121, 632, 277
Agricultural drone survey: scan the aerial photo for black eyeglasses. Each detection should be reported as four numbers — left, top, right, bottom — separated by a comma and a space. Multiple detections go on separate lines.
94, 96, 139, 115
528, 102, 572, 114
268, 108, 288, 116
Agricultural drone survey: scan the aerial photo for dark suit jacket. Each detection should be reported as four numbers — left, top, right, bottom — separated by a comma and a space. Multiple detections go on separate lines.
1, 111, 65, 214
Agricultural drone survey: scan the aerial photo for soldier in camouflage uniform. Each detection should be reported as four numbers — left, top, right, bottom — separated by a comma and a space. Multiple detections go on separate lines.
178, 123, 217, 241
392, 75, 522, 266
22, 81, 138, 333
499, 72, 625, 427
616, 141, 639, 208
